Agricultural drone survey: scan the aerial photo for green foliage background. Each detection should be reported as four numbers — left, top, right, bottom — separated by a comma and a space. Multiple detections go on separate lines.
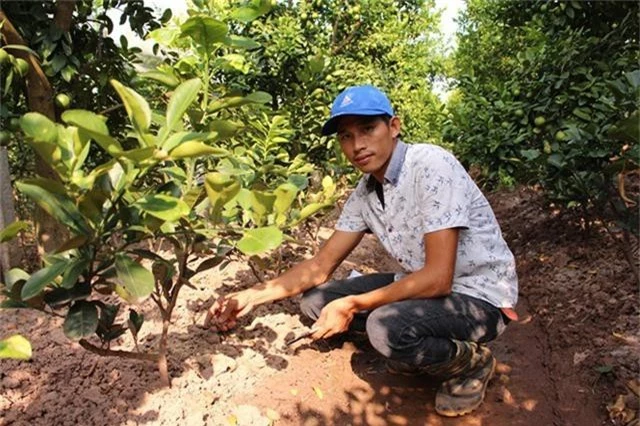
445, 0, 639, 226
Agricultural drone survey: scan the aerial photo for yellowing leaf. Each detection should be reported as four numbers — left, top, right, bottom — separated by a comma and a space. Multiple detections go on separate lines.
313, 386, 324, 400
265, 408, 280, 421
0, 335, 32, 360
227, 414, 238, 425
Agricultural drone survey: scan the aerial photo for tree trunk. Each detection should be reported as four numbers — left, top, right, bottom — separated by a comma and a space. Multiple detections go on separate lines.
0, 2, 77, 255
0, 148, 18, 280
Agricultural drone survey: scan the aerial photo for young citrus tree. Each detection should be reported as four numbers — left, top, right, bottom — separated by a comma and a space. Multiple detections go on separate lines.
0, 75, 334, 386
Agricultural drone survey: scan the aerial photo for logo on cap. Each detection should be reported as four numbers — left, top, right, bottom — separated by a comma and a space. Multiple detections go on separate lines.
339, 94, 353, 108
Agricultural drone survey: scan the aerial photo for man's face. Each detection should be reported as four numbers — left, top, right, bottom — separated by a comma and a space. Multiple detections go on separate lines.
336, 115, 401, 179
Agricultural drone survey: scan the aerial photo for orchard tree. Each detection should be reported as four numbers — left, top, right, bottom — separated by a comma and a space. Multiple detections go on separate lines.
0, 0, 169, 261
164, 0, 448, 171
445, 0, 639, 275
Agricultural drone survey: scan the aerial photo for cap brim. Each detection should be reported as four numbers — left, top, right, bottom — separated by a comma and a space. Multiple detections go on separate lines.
321, 116, 342, 136
321, 110, 392, 136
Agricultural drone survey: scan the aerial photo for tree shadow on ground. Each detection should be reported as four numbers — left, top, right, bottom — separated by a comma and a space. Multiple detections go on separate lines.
283, 301, 560, 426
0, 265, 304, 425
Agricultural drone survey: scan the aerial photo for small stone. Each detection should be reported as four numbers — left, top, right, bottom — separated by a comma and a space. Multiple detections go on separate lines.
2, 376, 21, 389
204, 333, 221, 345
497, 386, 515, 404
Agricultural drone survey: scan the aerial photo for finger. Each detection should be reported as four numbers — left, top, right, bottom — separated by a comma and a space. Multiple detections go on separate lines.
310, 323, 329, 340
237, 303, 253, 317
217, 299, 238, 323
204, 309, 214, 328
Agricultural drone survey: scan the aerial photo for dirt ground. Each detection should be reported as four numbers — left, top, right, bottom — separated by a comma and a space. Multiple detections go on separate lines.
0, 186, 638, 426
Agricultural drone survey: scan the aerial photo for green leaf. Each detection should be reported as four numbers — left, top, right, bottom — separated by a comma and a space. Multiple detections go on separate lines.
2, 44, 40, 58
139, 70, 180, 87
0, 220, 29, 243
236, 227, 283, 255
572, 108, 591, 121
21, 260, 69, 300
221, 54, 250, 74
169, 141, 228, 159
128, 309, 144, 336
110, 80, 151, 136
608, 110, 639, 144
594, 365, 613, 374
210, 120, 244, 139
62, 110, 123, 156
16, 178, 92, 236
135, 194, 191, 222
204, 173, 241, 218
195, 256, 226, 274
297, 202, 331, 222
208, 91, 272, 112
119, 146, 156, 162
0, 300, 28, 309
547, 154, 565, 168
322, 176, 336, 199
44, 281, 91, 308
183, 187, 204, 209
161, 131, 220, 152
274, 183, 299, 216
624, 70, 640, 90
115, 253, 154, 300
180, 16, 228, 46
2, 268, 30, 291
20, 112, 57, 144
236, 190, 276, 226
230, 0, 272, 22
224, 35, 260, 50
63, 301, 99, 340
520, 149, 541, 160
0, 335, 32, 360
60, 257, 90, 289
166, 78, 202, 133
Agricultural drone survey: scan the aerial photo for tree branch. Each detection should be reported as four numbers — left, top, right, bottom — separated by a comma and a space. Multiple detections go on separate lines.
332, 21, 363, 55
0, 9, 54, 117
79, 339, 160, 362
54, 0, 77, 32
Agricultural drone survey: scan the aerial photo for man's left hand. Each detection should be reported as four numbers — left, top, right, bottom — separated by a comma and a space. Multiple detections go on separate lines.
311, 297, 358, 340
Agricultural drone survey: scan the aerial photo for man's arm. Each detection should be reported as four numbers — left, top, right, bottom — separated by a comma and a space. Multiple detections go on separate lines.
205, 230, 365, 329
311, 228, 459, 339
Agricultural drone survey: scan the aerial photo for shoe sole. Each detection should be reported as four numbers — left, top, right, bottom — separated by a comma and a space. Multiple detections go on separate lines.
435, 356, 497, 417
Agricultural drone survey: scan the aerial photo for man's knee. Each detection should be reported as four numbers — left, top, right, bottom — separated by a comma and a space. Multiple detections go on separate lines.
299, 287, 324, 321
366, 305, 402, 358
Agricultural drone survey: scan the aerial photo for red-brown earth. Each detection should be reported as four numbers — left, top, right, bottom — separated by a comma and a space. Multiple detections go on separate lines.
1, 186, 638, 426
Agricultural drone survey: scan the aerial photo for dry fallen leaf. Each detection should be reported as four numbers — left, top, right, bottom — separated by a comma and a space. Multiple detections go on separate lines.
607, 394, 626, 421
266, 408, 280, 421
573, 350, 589, 365
627, 379, 640, 396
313, 386, 324, 400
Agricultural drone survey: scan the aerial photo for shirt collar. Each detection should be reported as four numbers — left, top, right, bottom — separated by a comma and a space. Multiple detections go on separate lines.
366, 140, 408, 192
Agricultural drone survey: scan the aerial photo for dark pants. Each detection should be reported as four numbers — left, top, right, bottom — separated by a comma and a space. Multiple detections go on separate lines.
300, 273, 508, 367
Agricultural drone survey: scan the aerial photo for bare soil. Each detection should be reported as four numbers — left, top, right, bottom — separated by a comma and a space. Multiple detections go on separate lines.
1, 187, 638, 426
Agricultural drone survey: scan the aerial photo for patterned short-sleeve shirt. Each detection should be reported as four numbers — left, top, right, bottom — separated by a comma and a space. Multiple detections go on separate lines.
336, 141, 518, 309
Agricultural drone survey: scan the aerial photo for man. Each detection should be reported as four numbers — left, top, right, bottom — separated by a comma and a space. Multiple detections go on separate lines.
205, 85, 518, 417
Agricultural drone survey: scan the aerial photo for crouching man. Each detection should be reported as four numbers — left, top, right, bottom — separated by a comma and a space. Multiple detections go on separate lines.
205, 85, 518, 417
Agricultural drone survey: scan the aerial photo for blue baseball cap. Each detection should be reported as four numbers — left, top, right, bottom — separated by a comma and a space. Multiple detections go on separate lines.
321, 85, 394, 136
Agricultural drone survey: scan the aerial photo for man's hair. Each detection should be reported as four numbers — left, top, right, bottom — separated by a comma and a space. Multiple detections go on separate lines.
358, 114, 392, 126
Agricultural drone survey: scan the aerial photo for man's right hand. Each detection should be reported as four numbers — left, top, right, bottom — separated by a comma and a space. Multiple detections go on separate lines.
204, 291, 255, 331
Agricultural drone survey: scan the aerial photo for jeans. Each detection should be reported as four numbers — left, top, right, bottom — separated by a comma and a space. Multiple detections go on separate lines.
300, 273, 508, 367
